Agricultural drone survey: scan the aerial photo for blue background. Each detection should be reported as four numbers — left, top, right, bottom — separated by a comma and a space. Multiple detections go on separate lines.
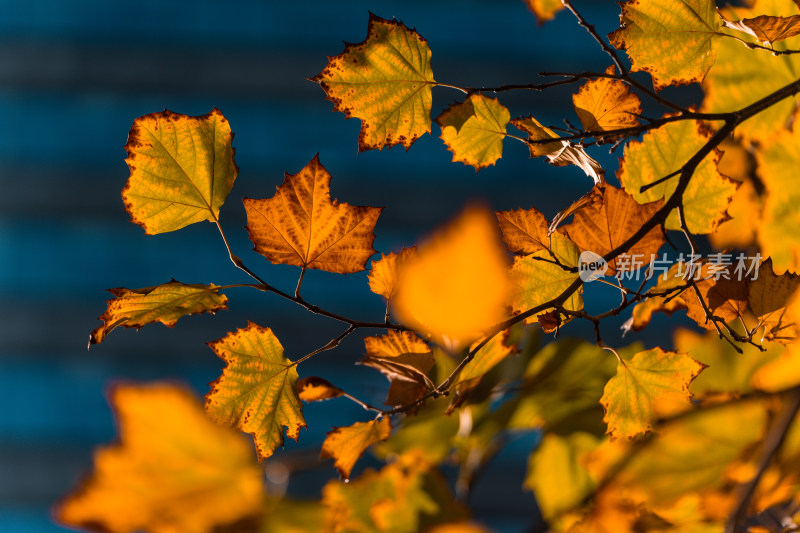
0, 1, 695, 531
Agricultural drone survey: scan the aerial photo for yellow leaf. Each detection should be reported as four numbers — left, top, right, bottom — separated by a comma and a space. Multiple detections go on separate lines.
205, 322, 305, 461
392, 206, 511, 350
55, 383, 264, 533
362, 331, 434, 408
321, 417, 392, 479
89, 281, 228, 346
244, 154, 382, 274
617, 118, 737, 234
368, 247, 417, 301
709, 180, 761, 250
523, 0, 565, 24
702, 0, 800, 140
496, 206, 566, 255
564, 183, 664, 275
601, 348, 705, 440
512, 116, 604, 183
572, 67, 642, 136
425, 524, 492, 533
260, 498, 326, 533
447, 330, 517, 412
297, 376, 344, 402
748, 259, 800, 343
122, 108, 237, 234
720, 11, 800, 46
311, 13, 436, 151
436, 94, 510, 170
608, 0, 722, 90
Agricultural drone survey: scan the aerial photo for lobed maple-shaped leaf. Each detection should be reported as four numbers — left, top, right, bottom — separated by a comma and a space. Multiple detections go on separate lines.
392, 206, 511, 350
244, 155, 382, 274
702, 1, 800, 140
523, 0, 565, 24
496, 206, 568, 255
55, 383, 264, 533
720, 11, 800, 46
512, 116, 604, 184
205, 322, 305, 462
601, 348, 705, 440
297, 376, 344, 402
564, 183, 664, 275
572, 67, 642, 137
368, 247, 417, 301
618, 118, 737, 234
436, 94, 510, 171
89, 281, 228, 346
609, 0, 722, 90
362, 330, 434, 407
748, 259, 800, 343
321, 417, 392, 479
122, 108, 237, 235
311, 13, 436, 152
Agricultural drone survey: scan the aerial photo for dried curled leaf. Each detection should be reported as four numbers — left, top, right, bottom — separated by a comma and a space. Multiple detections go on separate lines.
748, 259, 800, 344
205, 322, 305, 461
436, 94, 510, 170
297, 376, 344, 402
609, 0, 722, 90
572, 67, 642, 137
89, 281, 228, 346
122, 108, 237, 234
523, 0, 565, 24
720, 11, 800, 45
362, 331, 434, 407
244, 155, 382, 274
321, 417, 392, 479
55, 383, 264, 533
311, 13, 436, 151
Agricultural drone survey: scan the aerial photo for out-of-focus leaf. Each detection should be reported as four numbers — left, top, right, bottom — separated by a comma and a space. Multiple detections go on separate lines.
244, 155, 382, 274
122, 108, 237, 234
311, 13, 435, 151
368, 247, 417, 301
297, 376, 344, 402
205, 322, 305, 461
89, 281, 228, 346
321, 417, 392, 479
447, 330, 517, 411
572, 67, 642, 137
609, 0, 722, 90
523, 0, 565, 24
260, 498, 326, 533
55, 383, 264, 533
436, 94, 510, 170
748, 259, 800, 343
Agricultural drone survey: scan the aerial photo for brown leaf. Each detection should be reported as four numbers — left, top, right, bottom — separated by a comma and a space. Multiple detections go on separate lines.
720, 12, 800, 45
548, 187, 605, 235
321, 417, 392, 479
496, 206, 566, 255
748, 259, 800, 344
572, 66, 642, 138
361, 331, 434, 407
243, 154, 382, 274
297, 376, 344, 402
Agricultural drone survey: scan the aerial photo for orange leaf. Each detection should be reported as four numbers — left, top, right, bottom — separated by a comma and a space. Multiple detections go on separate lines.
368, 247, 418, 301
55, 383, 264, 533
362, 331, 434, 408
297, 376, 344, 402
122, 108, 237, 235
720, 12, 800, 45
244, 155, 382, 274
748, 259, 800, 344
205, 322, 306, 461
89, 281, 228, 346
496, 206, 565, 255
523, 0, 565, 24
684, 264, 749, 330
572, 67, 642, 137
564, 183, 664, 275
321, 417, 392, 479
392, 206, 512, 350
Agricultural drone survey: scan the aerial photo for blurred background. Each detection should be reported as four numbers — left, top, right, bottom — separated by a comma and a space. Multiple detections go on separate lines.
0, 1, 698, 531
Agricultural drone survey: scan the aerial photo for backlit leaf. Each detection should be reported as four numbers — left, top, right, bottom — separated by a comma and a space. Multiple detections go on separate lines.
601, 348, 705, 440
564, 183, 664, 275
205, 322, 305, 461
623, 264, 689, 334
122, 108, 237, 235
297, 376, 344, 402
392, 206, 511, 350
436, 94, 510, 170
321, 417, 392, 479
496, 206, 566, 255
447, 330, 517, 411
311, 13, 435, 151
609, 0, 722, 90
362, 330, 434, 407
523, 0, 565, 24
572, 67, 642, 136
89, 281, 228, 346
617, 118, 737, 234
368, 247, 417, 301
748, 260, 800, 343
244, 155, 382, 274
702, 0, 800, 140
260, 498, 326, 533
56, 383, 264, 533
720, 11, 800, 46
684, 264, 749, 330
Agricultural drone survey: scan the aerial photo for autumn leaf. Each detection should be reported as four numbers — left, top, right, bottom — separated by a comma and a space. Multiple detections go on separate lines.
260, 498, 326, 533
496, 206, 566, 255
368, 247, 417, 301
601, 348, 705, 440
122, 108, 237, 235
684, 264, 749, 330
703, 0, 800, 140
617, 118, 737, 234
436, 94, 510, 170
362, 330, 434, 407
311, 13, 436, 151
392, 205, 511, 350
297, 376, 344, 402
523, 0, 565, 24
447, 330, 517, 412
623, 264, 690, 334
720, 11, 800, 46
564, 183, 664, 275
748, 259, 800, 343
321, 417, 392, 479
572, 67, 642, 137
55, 383, 264, 533
243, 154, 382, 274
512, 116, 604, 184
205, 322, 305, 461
89, 281, 228, 346
609, 0, 722, 90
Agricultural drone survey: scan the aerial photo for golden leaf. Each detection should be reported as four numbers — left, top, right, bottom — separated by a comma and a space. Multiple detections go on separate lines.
748, 259, 800, 344
362, 331, 434, 408
368, 247, 417, 301
572, 67, 642, 136
496, 206, 567, 255
122, 108, 237, 234
311, 13, 436, 151
297, 376, 344, 402
436, 94, 510, 170
55, 383, 264, 533
205, 322, 305, 461
321, 417, 392, 479
244, 154, 382, 274
523, 0, 565, 24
